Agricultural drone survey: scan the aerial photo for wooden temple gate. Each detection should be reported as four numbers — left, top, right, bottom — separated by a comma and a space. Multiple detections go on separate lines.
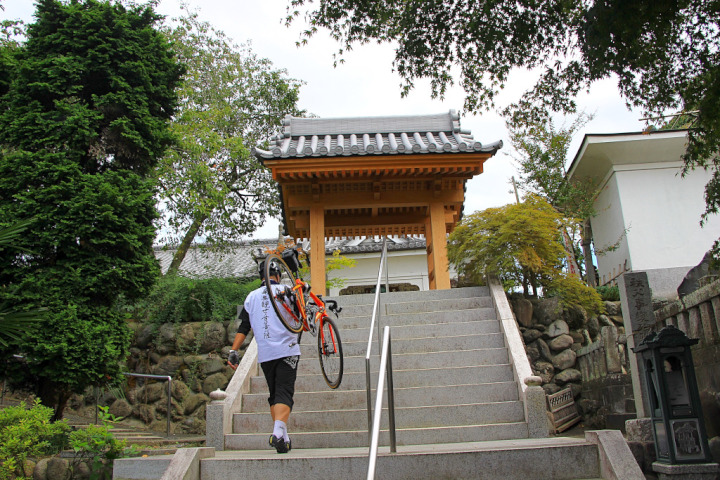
255, 111, 501, 295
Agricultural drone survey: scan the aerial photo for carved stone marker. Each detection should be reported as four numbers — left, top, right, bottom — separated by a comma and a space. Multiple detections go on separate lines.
618, 271, 655, 418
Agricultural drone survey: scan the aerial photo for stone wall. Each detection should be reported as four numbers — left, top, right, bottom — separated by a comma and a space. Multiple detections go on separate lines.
508, 294, 628, 428
65, 318, 242, 435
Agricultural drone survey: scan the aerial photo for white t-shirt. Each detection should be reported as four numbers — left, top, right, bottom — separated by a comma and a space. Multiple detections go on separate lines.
242, 283, 301, 363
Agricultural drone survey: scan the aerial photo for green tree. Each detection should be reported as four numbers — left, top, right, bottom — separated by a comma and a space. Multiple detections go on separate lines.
0, 0, 183, 419
287, 0, 720, 253
447, 195, 603, 315
158, 10, 304, 273
507, 111, 599, 286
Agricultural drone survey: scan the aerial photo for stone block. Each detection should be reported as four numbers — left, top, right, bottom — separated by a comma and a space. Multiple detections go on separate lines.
626, 418, 653, 442
109, 399, 132, 419
522, 328, 543, 344
202, 372, 229, 395
534, 361, 555, 384
547, 319, 570, 338
554, 368, 581, 385
199, 322, 227, 353
511, 297, 534, 328
552, 349, 577, 370
548, 334, 574, 351
534, 338, 552, 362
652, 461, 720, 480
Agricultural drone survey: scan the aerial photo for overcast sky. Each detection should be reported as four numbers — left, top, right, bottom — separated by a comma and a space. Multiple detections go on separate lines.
3, 0, 645, 240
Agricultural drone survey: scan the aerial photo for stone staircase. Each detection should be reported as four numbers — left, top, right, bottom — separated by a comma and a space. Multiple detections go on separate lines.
113, 284, 644, 480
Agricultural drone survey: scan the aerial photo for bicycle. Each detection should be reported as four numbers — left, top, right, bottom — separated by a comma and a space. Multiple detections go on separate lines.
262, 249, 344, 389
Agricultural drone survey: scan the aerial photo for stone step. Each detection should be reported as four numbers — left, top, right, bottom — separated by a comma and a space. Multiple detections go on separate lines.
325, 286, 490, 307
225, 421, 530, 450
202, 438, 600, 480
338, 295, 493, 318
336, 318, 501, 343
250, 364, 516, 392
334, 307, 497, 329
241, 381, 519, 412
233, 401, 526, 433
300, 331, 506, 357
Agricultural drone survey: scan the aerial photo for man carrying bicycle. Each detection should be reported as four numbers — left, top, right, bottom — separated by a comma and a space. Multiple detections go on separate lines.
228, 261, 301, 454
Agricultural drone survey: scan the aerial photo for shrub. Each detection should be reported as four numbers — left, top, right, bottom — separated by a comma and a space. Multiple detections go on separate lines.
0, 400, 69, 480
126, 275, 260, 324
596, 285, 620, 301
68, 406, 137, 480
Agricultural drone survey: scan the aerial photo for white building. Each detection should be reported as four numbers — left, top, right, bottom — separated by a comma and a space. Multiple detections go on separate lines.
567, 129, 720, 299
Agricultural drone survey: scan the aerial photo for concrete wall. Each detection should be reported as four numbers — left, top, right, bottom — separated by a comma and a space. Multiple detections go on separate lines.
591, 174, 631, 285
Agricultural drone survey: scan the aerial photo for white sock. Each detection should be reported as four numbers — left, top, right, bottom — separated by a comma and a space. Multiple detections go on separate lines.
273, 420, 286, 440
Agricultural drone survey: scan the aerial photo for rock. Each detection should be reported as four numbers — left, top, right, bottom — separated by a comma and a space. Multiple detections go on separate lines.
181, 416, 206, 435
156, 323, 177, 354
604, 301, 621, 316
552, 349, 577, 370
547, 320, 570, 338
132, 404, 156, 424
142, 383, 167, 403
609, 316, 624, 326
587, 316, 600, 340
109, 399, 132, 419
153, 355, 184, 376
678, 251, 720, 297
522, 329, 543, 344
72, 461, 91, 480
23, 459, 36, 478
202, 357, 225, 376
570, 383, 582, 398
554, 368, 581, 385
598, 314, 613, 327
548, 334, 574, 352
46, 458, 69, 480
534, 361, 555, 384
512, 297, 534, 328
126, 387, 140, 405
203, 372, 229, 395
181, 369, 202, 392
222, 365, 236, 379
149, 352, 162, 364
534, 338, 553, 362
563, 305, 588, 330
175, 323, 200, 351
171, 380, 190, 402
569, 331, 584, 344
184, 354, 205, 367
33, 457, 49, 480
533, 297, 562, 326
542, 383, 561, 395
135, 324, 155, 348
227, 318, 241, 344
198, 322, 227, 353
526, 344, 540, 363
183, 393, 209, 415
570, 343, 582, 352
534, 324, 546, 332
709, 436, 720, 463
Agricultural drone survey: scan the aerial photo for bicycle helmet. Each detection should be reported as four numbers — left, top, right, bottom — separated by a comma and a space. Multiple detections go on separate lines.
258, 259, 281, 281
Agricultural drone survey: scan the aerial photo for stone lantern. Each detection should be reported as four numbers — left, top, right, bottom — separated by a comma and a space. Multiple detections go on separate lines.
633, 325, 712, 466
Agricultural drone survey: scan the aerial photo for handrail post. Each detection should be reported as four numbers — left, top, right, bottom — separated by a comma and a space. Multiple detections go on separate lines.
386, 328, 396, 453
122, 372, 173, 437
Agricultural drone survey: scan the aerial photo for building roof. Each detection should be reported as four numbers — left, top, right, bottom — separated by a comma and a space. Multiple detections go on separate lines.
155, 236, 427, 278
567, 129, 689, 186
253, 110, 502, 160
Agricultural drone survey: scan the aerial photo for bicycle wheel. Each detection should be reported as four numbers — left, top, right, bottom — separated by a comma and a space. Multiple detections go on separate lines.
318, 316, 343, 389
264, 254, 304, 333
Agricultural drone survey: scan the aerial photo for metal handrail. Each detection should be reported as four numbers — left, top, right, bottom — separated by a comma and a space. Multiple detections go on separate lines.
365, 237, 389, 438
367, 326, 397, 480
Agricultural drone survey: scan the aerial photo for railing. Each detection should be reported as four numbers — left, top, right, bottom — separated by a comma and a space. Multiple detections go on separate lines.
365, 237, 390, 437
367, 326, 397, 480
122, 373, 172, 437
365, 236, 396, 479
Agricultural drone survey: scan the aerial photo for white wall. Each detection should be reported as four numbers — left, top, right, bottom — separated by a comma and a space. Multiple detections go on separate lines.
592, 162, 720, 297
591, 174, 631, 285
327, 249, 430, 296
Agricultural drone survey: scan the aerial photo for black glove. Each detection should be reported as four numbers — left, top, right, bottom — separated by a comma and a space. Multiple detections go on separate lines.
228, 350, 240, 366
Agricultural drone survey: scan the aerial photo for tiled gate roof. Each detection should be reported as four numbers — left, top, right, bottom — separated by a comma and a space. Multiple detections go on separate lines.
253, 110, 502, 159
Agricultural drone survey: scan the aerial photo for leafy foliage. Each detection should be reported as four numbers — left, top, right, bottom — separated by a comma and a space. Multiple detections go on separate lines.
596, 284, 620, 302
448, 195, 603, 315
507, 112, 599, 284
0, 400, 69, 480
126, 275, 260, 325
287, 0, 720, 255
157, 9, 304, 272
0, 0, 182, 418
68, 406, 137, 480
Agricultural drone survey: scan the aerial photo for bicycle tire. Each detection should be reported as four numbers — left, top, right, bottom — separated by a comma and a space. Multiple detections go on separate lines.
318, 316, 343, 389
264, 254, 304, 333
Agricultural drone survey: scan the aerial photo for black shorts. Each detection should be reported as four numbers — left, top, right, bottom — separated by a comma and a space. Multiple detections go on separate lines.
260, 355, 300, 409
